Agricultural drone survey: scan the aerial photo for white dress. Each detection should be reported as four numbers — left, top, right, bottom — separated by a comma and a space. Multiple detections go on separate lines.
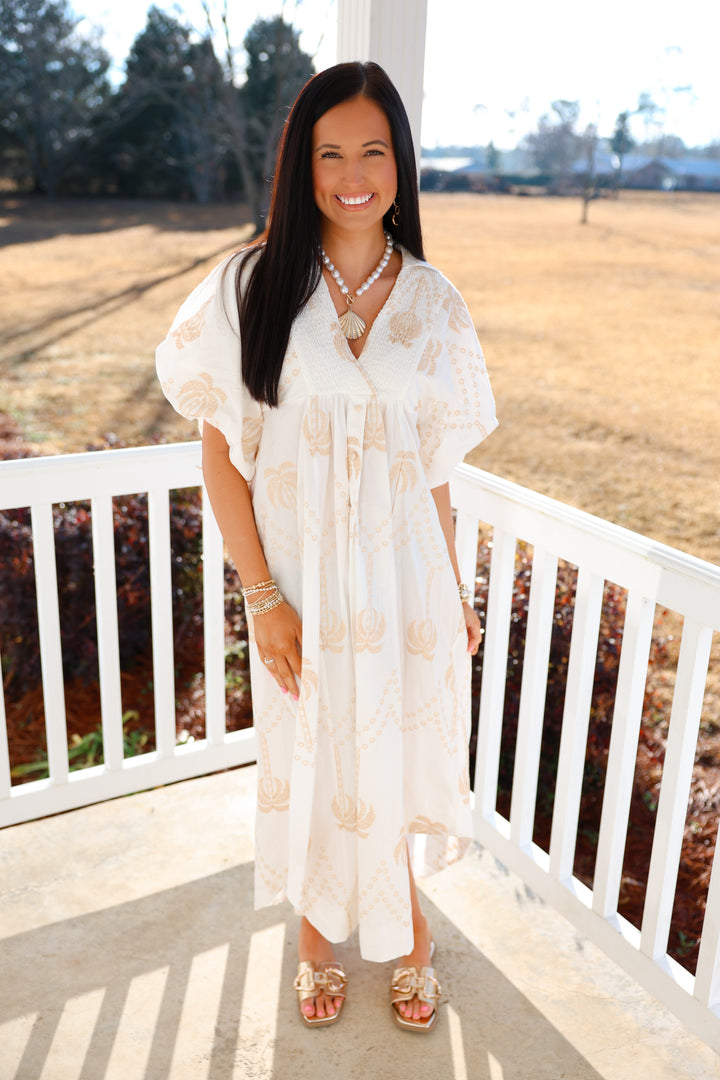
156, 246, 497, 961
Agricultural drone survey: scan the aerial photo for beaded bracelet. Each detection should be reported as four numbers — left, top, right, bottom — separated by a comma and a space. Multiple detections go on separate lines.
245, 588, 285, 616
241, 578, 276, 598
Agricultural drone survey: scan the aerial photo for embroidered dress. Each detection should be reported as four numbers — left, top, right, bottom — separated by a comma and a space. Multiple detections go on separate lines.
156, 247, 497, 961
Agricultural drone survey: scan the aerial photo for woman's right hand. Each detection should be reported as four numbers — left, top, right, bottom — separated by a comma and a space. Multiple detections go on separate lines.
252, 601, 303, 698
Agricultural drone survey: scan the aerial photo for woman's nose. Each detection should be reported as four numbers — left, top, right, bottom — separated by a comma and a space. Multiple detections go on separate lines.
343, 156, 365, 186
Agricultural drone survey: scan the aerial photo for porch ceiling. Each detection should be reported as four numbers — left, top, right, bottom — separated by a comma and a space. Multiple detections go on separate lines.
1, 767, 716, 1079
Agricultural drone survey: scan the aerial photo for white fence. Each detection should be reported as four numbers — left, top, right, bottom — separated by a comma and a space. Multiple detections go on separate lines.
0, 443, 256, 826
1, 444, 719, 1052
452, 463, 720, 1053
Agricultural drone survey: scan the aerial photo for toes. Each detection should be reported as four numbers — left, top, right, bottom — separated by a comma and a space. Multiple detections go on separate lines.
303, 994, 328, 1019
399, 996, 433, 1022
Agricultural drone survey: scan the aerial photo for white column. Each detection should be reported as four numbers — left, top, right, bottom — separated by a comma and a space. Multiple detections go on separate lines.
336, 0, 428, 170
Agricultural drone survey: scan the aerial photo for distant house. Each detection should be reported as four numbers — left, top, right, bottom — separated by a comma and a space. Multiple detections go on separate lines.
572, 151, 720, 192
629, 156, 720, 192
420, 148, 540, 192
423, 147, 720, 195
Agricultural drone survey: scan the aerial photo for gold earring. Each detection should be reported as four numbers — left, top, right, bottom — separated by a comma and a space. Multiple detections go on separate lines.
391, 198, 400, 226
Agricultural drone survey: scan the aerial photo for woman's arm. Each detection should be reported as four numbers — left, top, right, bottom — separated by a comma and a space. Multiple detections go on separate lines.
201, 422, 302, 696
430, 482, 483, 656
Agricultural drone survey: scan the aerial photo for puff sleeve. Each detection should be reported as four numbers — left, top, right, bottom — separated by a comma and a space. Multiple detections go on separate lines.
155, 251, 263, 485
415, 282, 498, 489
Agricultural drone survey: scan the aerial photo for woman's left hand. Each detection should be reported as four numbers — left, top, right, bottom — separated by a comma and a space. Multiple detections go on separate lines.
463, 601, 483, 656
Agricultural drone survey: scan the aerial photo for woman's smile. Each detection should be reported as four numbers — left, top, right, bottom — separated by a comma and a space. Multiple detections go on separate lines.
335, 192, 376, 208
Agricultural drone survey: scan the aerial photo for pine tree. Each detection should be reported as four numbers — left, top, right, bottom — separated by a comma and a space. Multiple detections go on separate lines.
0, 0, 110, 196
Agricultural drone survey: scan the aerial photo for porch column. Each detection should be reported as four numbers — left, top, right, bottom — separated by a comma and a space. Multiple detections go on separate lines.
336, 0, 428, 171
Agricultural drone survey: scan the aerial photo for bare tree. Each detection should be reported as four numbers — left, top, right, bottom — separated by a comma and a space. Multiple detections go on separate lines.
580, 123, 598, 224
202, 1, 313, 231
524, 99, 581, 187
636, 92, 664, 146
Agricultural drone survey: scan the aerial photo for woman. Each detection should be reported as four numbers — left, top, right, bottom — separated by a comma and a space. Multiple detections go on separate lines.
156, 61, 497, 1032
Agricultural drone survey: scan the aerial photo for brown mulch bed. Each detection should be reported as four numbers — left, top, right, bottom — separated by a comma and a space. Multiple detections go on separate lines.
6, 647, 253, 779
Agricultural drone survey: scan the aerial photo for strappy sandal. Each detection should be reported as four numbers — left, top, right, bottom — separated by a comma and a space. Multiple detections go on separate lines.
389, 941, 441, 1032
293, 961, 347, 1027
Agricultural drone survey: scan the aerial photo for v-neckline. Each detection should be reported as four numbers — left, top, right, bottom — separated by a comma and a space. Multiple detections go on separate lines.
318, 246, 409, 362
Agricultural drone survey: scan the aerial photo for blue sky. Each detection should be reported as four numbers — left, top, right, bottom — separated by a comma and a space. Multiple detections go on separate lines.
74, 0, 720, 149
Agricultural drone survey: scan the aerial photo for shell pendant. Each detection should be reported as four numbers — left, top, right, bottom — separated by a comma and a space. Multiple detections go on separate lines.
338, 306, 366, 340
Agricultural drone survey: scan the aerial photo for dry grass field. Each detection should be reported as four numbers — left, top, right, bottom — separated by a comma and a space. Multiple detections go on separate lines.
2, 190, 718, 567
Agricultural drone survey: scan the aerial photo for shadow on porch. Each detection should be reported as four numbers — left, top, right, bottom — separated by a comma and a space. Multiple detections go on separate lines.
1, 766, 716, 1080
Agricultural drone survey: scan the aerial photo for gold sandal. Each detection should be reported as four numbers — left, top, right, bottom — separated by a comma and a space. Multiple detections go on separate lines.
389, 941, 441, 1032
293, 961, 347, 1027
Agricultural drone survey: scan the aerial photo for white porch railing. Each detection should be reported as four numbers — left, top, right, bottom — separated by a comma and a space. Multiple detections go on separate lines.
1, 444, 719, 1053
0, 444, 256, 825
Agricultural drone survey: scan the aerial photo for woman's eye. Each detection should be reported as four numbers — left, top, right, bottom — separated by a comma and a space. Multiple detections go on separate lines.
365, 149, 383, 156
321, 151, 341, 159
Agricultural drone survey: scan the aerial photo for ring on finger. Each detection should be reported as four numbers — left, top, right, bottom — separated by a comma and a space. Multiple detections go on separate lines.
264, 657, 276, 664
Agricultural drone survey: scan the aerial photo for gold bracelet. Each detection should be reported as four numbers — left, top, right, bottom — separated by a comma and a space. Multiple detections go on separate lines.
241, 578, 276, 597
458, 582, 472, 603
246, 590, 284, 615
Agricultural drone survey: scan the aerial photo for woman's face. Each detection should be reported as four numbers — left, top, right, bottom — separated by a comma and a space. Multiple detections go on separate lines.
311, 95, 397, 238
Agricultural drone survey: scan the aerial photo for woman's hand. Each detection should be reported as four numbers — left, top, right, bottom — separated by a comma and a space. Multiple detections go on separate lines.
463, 601, 483, 656
252, 601, 303, 698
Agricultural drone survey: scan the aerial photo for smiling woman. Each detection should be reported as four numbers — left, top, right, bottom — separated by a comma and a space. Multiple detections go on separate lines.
311, 96, 401, 347
155, 61, 497, 1034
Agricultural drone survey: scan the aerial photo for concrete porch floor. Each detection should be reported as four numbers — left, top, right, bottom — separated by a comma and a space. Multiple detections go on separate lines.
1, 766, 718, 1080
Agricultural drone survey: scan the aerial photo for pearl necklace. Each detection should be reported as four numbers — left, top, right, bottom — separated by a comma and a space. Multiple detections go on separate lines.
320, 232, 394, 339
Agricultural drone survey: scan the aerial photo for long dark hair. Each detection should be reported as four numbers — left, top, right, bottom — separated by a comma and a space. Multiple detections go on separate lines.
237, 61, 425, 406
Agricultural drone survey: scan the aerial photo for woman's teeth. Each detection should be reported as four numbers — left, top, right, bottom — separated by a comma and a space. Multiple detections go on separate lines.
337, 194, 373, 205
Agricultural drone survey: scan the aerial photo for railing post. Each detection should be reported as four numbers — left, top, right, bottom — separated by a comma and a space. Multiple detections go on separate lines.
548, 568, 604, 883
474, 527, 515, 824
202, 487, 226, 745
641, 619, 713, 962
695, 838, 720, 1011
31, 502, 69, 785
592, 590, 657, 921
0, 660, 10, 796
510, 547, 558, 851
148, 488, 176, 758
91, 494, 124, 769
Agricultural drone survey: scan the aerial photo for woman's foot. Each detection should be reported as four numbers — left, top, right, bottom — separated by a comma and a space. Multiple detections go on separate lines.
394, 915, 435, 1023
297, 917, 345, 1021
